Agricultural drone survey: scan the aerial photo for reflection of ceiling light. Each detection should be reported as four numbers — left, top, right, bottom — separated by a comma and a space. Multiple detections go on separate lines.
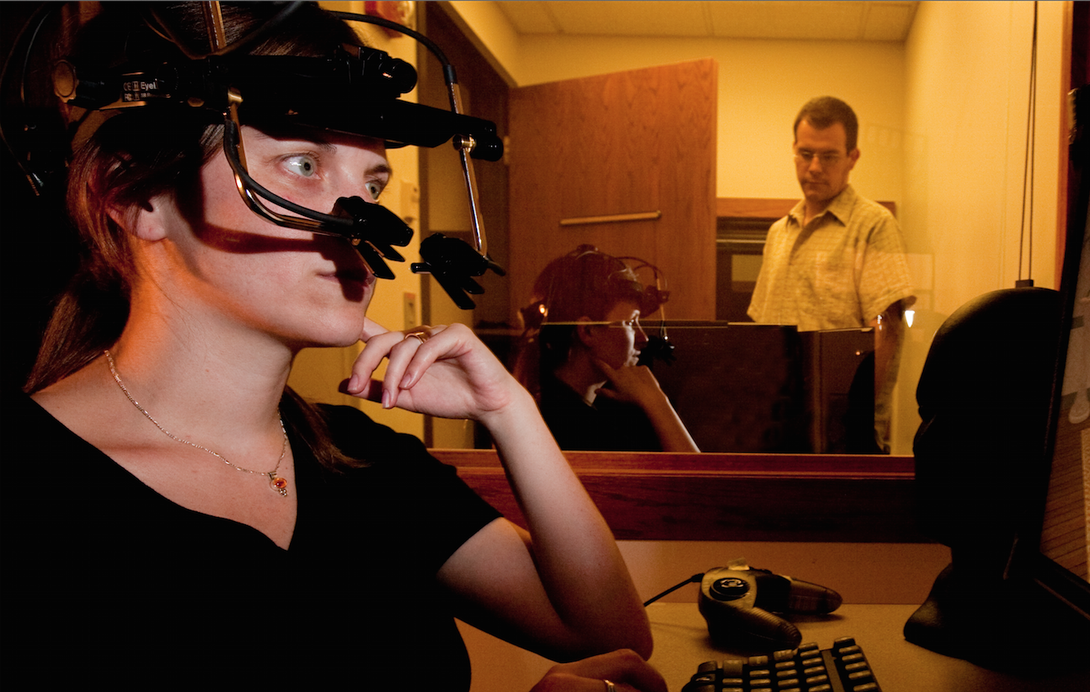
905, 309, 915, 328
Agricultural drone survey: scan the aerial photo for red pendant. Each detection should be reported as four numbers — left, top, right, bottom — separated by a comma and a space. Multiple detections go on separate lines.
269, 474, 289, 497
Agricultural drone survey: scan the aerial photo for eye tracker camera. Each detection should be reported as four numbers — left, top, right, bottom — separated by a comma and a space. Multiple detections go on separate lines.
9, 2, 506, 309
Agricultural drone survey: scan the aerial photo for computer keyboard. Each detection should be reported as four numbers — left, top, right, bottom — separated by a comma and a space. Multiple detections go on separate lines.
682, 637, 881, 692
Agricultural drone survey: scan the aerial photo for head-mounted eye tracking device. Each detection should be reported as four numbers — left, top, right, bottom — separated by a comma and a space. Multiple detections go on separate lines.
9, 1, 505, 309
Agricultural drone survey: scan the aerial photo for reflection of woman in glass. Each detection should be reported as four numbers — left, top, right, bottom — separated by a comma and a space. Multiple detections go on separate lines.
516, 246, 699, 452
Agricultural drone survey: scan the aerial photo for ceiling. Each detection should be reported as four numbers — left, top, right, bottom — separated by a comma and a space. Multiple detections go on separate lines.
491, 1, 920, 42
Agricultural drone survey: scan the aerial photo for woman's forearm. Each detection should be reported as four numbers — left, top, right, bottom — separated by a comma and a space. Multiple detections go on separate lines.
637, 391, 701, 452
479, 388, 654, 658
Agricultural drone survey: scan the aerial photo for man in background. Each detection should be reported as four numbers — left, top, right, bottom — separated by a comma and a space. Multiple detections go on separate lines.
748, 96, 915, 452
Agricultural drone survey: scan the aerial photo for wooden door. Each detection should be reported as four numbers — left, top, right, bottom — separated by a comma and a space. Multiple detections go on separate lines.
507, 59, 718, 322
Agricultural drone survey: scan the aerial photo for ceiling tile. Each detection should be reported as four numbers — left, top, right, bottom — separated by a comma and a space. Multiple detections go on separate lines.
493, 1, 561, 34
542, 1, 712, 37
490, 1, 918, 42
707, 1, 867, 40
863, 3, 919, 41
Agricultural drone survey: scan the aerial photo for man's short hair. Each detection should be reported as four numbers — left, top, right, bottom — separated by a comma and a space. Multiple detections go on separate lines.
793, 96, 859, 152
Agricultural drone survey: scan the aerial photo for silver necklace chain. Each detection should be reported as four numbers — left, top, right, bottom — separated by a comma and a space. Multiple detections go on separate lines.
104, 350, 290, 496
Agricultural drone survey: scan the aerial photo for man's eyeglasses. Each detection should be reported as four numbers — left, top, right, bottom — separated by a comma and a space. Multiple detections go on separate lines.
794, 150, 844, 167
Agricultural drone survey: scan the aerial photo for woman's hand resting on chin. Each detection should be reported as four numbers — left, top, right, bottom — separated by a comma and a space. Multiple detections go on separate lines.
343, 318, 522, 422
592, 359, 669, 408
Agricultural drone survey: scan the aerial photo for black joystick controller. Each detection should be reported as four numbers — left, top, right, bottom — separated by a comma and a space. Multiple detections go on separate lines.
697, 562, 843, 651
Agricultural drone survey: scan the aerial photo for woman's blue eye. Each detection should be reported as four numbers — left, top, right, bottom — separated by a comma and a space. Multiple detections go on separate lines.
286, 155, 318, 178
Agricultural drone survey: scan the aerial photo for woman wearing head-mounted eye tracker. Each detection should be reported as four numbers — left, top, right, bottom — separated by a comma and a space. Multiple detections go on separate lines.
0, 4, 665, 690
516, 245, 700, 453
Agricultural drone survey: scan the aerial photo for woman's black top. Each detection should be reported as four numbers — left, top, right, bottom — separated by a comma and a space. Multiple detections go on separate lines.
537, 375, 662, 451
1, 391, 501, 688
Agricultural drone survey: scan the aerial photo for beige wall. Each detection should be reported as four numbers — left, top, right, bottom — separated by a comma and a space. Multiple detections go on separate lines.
897, 0, 1066, 454
445, 0, 1070, 455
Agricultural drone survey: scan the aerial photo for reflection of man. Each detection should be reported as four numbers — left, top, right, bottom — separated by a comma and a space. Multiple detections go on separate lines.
748, 96, 915, 452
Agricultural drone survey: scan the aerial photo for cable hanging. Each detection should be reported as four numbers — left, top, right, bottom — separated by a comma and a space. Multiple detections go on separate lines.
1016, 1, 1039, 288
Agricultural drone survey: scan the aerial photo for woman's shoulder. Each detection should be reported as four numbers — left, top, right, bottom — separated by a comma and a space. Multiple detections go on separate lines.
22, 358, 139, 450
4, 387, 84, 446
1, 388, 140, 515
5, 387, 43, 426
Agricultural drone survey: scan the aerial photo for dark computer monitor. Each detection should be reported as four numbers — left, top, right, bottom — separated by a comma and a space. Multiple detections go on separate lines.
1021, 148, 1090, 624
905, 86, 1090, 673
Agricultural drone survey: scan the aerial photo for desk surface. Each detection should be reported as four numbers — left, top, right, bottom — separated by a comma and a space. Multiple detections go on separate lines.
459, 603, 1090, 691
647, 603, 1090, 692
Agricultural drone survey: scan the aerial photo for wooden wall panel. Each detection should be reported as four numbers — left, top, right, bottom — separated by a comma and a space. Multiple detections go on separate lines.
433, 449, 927, 543
508, 59, 718, 323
